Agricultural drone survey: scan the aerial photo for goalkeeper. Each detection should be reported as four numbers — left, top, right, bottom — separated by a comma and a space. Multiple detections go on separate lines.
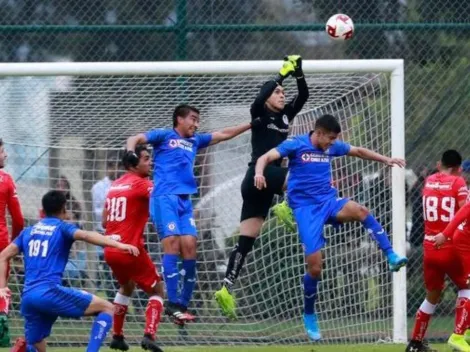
214, 55, 308, 319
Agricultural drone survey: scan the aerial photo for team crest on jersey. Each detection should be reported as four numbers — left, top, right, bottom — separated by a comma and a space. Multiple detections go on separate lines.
189, 217, 196, 227
282, 114, 289, 125
169, 139, 178, 148
168, 139, 194, 152
167, 222, 176, 231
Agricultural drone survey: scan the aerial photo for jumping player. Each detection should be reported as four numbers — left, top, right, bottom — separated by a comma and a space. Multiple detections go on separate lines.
2, 190, 139, 352
214, 55, 309, 318
406, 150, 469, 352
104, 145, 164, 352
125, 104, 258, 324
254, 114, 407, 340
0, 138, 24, 346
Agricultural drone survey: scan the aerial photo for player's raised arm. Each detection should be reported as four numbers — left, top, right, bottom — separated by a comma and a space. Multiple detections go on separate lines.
284, 55, 309, 120
73, 229, 139, 256
209, 122, 252, 146
347, 146, 406, 168
0, 241, 20, 290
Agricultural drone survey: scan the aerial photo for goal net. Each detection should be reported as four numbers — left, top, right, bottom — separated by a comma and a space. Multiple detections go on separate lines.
1, 60, 406, 346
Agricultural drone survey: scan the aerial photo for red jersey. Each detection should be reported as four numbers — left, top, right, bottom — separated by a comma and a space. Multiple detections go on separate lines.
422, 172, 467, 247
0, 170, 24, 247
443, 194, 470, 239
104, 173, 152, 250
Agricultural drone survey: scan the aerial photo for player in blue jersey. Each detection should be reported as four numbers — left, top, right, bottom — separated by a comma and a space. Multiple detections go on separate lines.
254, 114, 408, 341
0, 190, 139, 352
125, 104, 259, 324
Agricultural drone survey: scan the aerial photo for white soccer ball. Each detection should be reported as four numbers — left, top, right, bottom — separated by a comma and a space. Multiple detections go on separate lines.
326, 14, 354, 41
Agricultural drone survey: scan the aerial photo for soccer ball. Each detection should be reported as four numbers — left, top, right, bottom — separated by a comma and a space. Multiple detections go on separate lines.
326, 14, 354, 41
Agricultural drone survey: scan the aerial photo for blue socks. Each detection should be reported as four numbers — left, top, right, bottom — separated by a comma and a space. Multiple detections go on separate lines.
163, 254, 180, 304
26, 346, 38, 352
86, 312, 112, 352
361, 214, 393, 255
179, 259, 197, 308
304, 273, 319, 315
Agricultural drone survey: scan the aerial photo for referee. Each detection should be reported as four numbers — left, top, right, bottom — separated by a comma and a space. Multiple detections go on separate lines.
215, 55, 309, 318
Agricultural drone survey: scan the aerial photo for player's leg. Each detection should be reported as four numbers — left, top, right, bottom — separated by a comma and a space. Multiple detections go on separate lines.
83, 294, 114, 352
0, 244, 10, 347
407, 247, 443, 352
294, 204, 327, 341
110, 281, 134, 351
151, 195, 183, 315
335, 199, 407, 271
104, 249, 134, 350
132, 251, 165, 352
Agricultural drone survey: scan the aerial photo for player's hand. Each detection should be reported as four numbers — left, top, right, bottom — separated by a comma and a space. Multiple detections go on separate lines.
433, 233, 447, 248
254, 174, 267, 190
385, 158, 406, 168
285, 55, 303, 78
0, 287, 11, 299
118, 243, 140, 256
279, 60, 295, 79
123, 150, 139, 168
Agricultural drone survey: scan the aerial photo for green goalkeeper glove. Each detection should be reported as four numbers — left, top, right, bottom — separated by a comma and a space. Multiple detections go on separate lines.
278, 59, 295, 79
285, 55, 303, 78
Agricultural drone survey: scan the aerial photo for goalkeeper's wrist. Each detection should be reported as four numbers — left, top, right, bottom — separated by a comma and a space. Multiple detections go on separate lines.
274, 73, 286, 84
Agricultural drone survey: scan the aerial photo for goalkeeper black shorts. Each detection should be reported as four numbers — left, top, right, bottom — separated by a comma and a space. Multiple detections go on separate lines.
240, 165, 288, 221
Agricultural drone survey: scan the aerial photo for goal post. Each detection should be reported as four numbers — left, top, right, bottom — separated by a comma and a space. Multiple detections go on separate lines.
1, 59, 406, 346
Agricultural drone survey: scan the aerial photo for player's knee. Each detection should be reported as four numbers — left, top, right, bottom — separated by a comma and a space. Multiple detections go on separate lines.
101, 300, 114, 315
307, 263, 322, 278
356, 205, 369, 221
152, 282, 165, 298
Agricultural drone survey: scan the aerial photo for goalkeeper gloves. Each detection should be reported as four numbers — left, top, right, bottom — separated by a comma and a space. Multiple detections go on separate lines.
285, 55, 303, 78
278, 59, 295, 79
123, 150, 139, 168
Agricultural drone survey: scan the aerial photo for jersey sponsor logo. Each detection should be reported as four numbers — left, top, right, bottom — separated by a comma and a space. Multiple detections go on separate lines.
169, 139, 194, 152
282, 114, 289, 125
267, 123, 289, 133
270, 116, 275, 120
189, 217, 196, 227
301, 152, 329, 163
167, 222, 176, 231
109, 184, 131, 191
31, 223, 57, 236
425, 181, 452, 190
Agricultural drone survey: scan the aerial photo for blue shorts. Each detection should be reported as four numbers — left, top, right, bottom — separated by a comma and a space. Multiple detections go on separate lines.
294, 197, 349, 256
150, 194, 197, 239
20, 284, 93, 344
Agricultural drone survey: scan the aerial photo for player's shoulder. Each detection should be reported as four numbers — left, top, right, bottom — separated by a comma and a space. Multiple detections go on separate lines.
0, 170, 14, 184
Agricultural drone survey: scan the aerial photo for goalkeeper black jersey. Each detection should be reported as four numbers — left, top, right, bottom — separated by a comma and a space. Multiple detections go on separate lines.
249, 77, 309, 166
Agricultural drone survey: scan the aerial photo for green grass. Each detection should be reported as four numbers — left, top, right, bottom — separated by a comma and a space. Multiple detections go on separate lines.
0, 344, 452, 351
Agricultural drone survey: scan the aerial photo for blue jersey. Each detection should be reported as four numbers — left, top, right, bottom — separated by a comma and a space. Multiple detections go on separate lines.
145, 129, 212, 196
276, 133, 351, 209
14, 217, 78, 292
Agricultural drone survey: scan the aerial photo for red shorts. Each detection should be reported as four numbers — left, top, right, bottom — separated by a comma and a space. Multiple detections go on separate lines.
423, 244, 467, 291
104, 249, 161, 293
454, 230, 470, 284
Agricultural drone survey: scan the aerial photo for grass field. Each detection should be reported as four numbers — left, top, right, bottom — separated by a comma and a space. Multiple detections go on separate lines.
0, 344, 452, 351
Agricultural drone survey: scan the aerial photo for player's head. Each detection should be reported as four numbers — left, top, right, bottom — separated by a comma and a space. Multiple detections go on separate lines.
0, 138, 6, 169
42, 190, 68, 218
313, 114, 341, 150
264, 82, 285, 112
173, 104, 200, 137
438, 149, 462, 175
123, 144, 152, 177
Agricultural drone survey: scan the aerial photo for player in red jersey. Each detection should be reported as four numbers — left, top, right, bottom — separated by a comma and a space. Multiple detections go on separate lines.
0, 138, 24, 347
407, 150, 469, 352
103, 145, 165, 352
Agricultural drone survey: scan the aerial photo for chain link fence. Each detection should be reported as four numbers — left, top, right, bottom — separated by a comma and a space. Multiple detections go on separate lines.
1, 0, 470, 343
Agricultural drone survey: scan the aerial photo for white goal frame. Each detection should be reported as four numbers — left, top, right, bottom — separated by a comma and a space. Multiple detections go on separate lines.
0, 59, 406, 343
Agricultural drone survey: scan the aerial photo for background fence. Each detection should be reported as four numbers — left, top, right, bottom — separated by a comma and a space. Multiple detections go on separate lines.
1, 0, 470, 342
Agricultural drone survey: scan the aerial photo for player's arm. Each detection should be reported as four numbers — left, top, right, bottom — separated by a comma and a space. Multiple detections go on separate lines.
250, 58, 296, 118
347, 146, 406, 168
454, 177, 468, 209
284, 56, 309, 120
73, 229, 139, 256
209, 122, 253, 146
126, 133, 148, 152
0, 242, 19, 289
434, 202, 470, 248
254, 149, 282, 190
6, 177, 24, 240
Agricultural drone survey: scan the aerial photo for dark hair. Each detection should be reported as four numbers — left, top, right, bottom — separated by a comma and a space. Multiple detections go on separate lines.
42, 190, 67, 217
0, 138, 3, 147
441, 149, 462, 169
123, 144, 150, 170
172, 104, 200, 128
315, 114, 341, 134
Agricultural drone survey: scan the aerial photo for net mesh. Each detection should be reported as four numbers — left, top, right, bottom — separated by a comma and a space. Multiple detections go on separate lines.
3, 70, 394, 345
